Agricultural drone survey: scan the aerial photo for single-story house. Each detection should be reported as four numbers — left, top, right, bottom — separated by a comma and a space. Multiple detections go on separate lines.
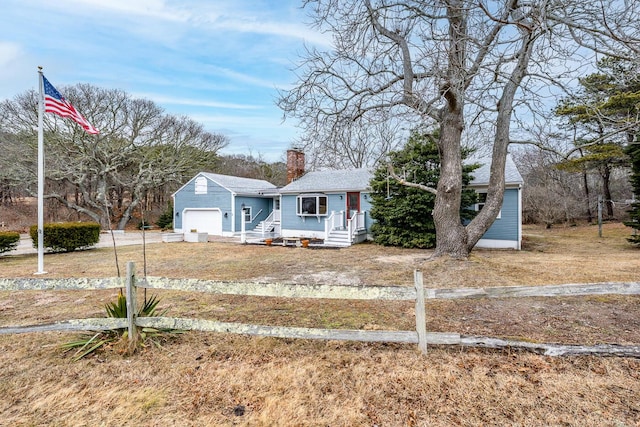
172, 150, 523, 249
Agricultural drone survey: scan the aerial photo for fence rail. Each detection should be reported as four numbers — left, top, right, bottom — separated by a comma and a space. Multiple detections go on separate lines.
3, 277, 637, 300
0, 277, 123, 291
141, 277, 416, 300
1, 262, 639, 357
426, 282, 640, 299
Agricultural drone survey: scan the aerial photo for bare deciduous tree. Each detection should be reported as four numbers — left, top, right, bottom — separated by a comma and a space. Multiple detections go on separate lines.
216, 153, 288, 186
515, 148, 583, 225
296, 119, 404, 169
0, 85, 228, 229
0, 131, 33, 205
279, 0, 640, 258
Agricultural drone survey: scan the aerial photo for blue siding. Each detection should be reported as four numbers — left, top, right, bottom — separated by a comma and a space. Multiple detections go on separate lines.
235, 197, 273, 230
481, 188, 520, 241
280, 195, 300, 230
281, 193, 349, 232
175, 174, 276, 234
280, 194, 323, 232
326, 193, 345, 217
360, 193, 373, 231
281, 192, 375, 234
173, 175, 233, 232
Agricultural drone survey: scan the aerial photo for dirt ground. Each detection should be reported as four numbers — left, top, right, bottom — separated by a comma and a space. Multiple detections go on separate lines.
0, 222, 638, 426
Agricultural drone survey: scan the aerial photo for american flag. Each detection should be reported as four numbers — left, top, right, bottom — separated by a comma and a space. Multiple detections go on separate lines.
43, 75, 99, 135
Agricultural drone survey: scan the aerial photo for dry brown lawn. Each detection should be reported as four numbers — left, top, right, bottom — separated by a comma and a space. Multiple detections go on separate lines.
0, 222, 639, 426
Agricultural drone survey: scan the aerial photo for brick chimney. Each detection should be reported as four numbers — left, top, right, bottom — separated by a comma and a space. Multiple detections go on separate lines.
286, 149, 305, 184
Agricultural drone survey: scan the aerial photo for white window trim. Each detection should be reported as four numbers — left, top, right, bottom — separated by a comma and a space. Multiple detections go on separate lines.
476, 192, 501, 219
194, 177, 207, 194
243, 206, 252, 223
297, 194, 328, 216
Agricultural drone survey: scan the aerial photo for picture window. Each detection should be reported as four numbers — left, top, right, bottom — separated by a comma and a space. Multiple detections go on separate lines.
297, 194, 328, 216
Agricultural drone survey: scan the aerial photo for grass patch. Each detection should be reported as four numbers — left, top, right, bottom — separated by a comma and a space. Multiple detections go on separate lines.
0, 222, 638, 425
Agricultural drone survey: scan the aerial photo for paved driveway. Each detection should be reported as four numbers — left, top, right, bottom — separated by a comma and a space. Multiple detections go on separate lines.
9, 231, 164, 255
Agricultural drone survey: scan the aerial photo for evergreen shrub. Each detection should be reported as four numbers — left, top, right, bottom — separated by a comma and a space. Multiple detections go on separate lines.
624, 142, 640, 246
156, 201, 174, 230
29, 222, 101, 252
369, 129, 478, 249
0, 231, 20, 254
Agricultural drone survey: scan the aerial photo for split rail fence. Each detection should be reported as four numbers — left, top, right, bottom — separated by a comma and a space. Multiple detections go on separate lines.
0, 261, 639, 357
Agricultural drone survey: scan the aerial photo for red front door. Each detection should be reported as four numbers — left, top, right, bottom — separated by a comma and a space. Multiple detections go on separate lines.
346, 192, 360, 219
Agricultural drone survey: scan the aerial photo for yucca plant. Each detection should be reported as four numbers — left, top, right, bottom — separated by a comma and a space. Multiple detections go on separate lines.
103, 293, 161, 318
104, 293, 127, 318
62, 292, 181, 361
61, 331, 118, 361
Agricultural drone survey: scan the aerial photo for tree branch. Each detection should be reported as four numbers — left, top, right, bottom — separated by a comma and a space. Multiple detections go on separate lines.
387, 163, 437, 195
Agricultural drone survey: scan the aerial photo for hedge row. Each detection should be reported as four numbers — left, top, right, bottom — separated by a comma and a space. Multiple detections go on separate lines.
0, 231, 20, 254
29, 222, 101, 252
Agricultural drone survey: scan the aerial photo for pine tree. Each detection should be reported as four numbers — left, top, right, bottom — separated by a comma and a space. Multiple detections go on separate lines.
555, 57, 637, 218
624, 142, 640, 246
369, 130, 478, 249
156, 200, 174, 231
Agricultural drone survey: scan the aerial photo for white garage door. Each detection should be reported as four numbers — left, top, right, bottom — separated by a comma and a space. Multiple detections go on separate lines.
183, 209, 222, 235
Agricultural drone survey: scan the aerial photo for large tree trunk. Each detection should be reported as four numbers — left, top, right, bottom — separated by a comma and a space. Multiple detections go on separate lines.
433, 108, 468, 259
431, 0, 470, 259
462, 23, 536, 256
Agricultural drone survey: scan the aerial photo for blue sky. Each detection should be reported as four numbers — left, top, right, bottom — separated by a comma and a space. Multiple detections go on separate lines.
0, 0, 329, 162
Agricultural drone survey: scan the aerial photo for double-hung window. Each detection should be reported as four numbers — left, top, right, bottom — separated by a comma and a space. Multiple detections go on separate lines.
243, 206, 252, 223
194, 177, 207, 194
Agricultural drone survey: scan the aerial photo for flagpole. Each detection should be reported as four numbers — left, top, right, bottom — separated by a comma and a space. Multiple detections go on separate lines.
36, 67, 46, 275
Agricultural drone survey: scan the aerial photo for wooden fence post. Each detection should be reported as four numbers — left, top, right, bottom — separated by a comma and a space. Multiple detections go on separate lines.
125, 261, 137, 346
598, 195, 603, 238
414, 269, 427, 354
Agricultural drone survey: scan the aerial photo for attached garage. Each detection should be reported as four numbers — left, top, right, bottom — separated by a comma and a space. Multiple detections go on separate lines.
182, 209, 222, 236
173, 172, 278, 237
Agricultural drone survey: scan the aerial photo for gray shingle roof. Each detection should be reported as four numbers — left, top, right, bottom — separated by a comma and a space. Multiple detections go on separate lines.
467, 154, 523, 186
186, 155, 521, 196
201, 172, 277, 195
278, 156, 522, 194
279, 168, 373, 193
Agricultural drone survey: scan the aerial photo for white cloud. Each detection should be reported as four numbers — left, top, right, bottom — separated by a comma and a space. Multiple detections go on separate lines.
204, 65, 287, 90
211, 18, 331, 48
57, 0, 190, 22
134, 93, 263, 110
189, 113, 290, 130
45, 0, 330, 47
0, 41, 22, 68
0, 41, 36, 99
